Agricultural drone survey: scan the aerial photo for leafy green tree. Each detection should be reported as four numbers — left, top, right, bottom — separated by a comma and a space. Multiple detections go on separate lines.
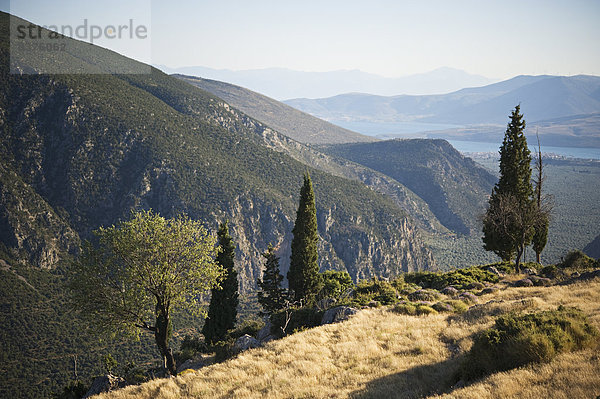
202, 221, 239, 344
482, 105, 535, 272
288, 172, 321, 305
69, 210, 222, 376
257, 245, 288, 316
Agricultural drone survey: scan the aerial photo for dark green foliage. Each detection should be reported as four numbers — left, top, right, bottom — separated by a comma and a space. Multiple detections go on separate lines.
227, 318, 265, 341
257, 245, 288, 316
175, 335, 208, 364
483, 105, 535, 269
460, 306, 599, 381
52, 380, 89, 399
352, 279, 399, 306
288, 173, 321, 305
532, 136, 550, 263
203, 221, 239, 345
101, 354, 118, 375
558, 250, 596, 270
270, 307, 324, 338
404, 266, 499, 291
212, 339, 235, 362
318, 270, 354, 301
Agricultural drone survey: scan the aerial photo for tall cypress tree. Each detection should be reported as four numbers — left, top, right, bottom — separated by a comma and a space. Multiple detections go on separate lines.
202, 221, 239, 344
288, 172, 320, 305
257, 245, 288, 317
482, 105, 535, 272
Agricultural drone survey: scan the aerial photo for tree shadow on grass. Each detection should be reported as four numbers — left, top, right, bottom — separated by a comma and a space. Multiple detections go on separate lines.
350, 357, 464, 399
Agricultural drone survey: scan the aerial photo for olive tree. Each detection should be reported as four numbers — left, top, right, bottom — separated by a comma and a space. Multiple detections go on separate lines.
69, 210, 223, 375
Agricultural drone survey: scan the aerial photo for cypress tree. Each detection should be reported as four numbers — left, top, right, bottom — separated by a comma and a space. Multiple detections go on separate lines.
257, 245, 288, 316
482, 105, 535, 272
202, 221, 239, 344
287, 172, 320, 305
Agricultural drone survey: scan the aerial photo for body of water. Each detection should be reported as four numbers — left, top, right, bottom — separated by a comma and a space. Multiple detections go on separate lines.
331, 119, 600, 160
448, 140, 600, 160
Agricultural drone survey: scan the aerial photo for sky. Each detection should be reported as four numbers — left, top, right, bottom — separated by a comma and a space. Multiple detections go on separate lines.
3, 0, 600, 79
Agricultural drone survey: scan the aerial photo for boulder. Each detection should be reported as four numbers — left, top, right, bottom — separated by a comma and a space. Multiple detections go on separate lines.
522, 267, 537, 275
176, 355, 211, 374
233, 334, 261, 353
83, 374, 126, 398
321, 306, 358, 325
256, 319, 274, 343
316, 297, 336, 310
529, 275, 552, 286
514, 278, 534, 287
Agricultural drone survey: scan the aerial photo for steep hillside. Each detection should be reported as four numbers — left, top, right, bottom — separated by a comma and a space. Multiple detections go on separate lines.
1, 13, 433, 285
174, 75, 374, 145
322, 139, 497, 235
97, 278, 600, 399
0, 12, 434, 398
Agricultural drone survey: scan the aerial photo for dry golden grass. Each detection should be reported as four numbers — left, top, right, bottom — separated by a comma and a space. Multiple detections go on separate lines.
97, 279, 600, 399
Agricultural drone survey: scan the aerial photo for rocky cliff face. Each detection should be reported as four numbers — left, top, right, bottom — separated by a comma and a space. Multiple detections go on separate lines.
0, 71, 435, 291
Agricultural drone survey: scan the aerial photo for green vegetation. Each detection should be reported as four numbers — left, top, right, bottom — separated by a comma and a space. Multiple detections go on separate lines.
69, 210, 223, 376
483, 105, 537, 269
288, 173, 321, 305
322, 139, 496, 235
460, 306, 599, 381
256, 245, 287, 316
318, 270, 353, 301
202, 221, 239, 345
404, 265, 500, 291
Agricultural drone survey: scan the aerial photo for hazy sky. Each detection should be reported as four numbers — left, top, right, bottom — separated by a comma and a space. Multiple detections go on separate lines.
3, 0, 600, 79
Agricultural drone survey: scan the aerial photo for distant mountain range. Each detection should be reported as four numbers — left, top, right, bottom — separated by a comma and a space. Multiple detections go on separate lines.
285, 75, 600, 148
155, 65, 495, 100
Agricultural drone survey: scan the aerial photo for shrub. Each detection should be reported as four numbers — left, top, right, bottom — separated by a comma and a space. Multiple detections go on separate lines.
352, 279, 399, 306
415, 305, 437, 315
432, 302, 454, 312
391, 303, 417, 316
319, 270, 354, 301
270, 307, 324, 337
228, 318, 265, 340
445, 300, 468, 313
408, 289, 441, 302
53, 380, 89, 399
460, 306, 599, 381
558, 250, 596, 270
404, 267, 499, 291
213, 339, 235, 362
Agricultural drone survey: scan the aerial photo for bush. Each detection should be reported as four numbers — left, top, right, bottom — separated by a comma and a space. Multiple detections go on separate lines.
228, 318, 265, 340
391, 303, 417, 316
407, 289, 441, 302
270, 307, 324, 337
558, 250, 596, 270
404, 267, 499, 291
460, 306, 599, 381
352, 279, 399, 306
319, 270, 354, 301
415, 305, 437, 315
213, 339, 235, 362
175, 334, 208, 364
52, 380, 89, 399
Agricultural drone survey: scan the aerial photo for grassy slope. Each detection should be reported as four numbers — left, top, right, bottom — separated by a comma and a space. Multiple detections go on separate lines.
175, 75, 375, 145
98, 278, 600, 399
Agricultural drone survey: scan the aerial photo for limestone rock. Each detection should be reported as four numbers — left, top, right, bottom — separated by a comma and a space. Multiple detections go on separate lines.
233, 334, 261, 353
321, 306, 358, 325
83, 374, 126, 398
